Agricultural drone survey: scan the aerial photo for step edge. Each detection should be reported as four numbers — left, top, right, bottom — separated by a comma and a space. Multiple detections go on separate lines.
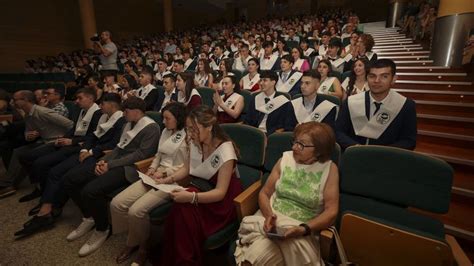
418, 130, 474, 141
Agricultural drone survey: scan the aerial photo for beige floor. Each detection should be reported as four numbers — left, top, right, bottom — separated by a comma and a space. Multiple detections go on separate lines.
0, 162, 139, 265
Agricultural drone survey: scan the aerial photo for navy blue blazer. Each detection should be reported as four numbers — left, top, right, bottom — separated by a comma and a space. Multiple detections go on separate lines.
244, 91, 297, 135
153, 88, 179, 111
82, 116, 126, 158
277, 70, 302, 97
66, 109, 102, 146
335, 91, 417, 150
289, 96, 337, 130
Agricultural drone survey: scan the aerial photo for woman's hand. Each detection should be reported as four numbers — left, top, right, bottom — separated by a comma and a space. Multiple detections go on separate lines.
263, 214, 277, 233
146, 168, 155, 177
170, 190, 193, 203
152, 171, 164, 181
213, 91, 224, 107
283, 226, 306, 239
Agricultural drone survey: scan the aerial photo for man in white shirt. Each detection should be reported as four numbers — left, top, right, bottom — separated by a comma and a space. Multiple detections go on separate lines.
233, 44, 253, 72
93, 31, 118, 74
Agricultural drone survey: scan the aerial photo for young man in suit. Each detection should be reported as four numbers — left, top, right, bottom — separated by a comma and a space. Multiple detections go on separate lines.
63, 96, 160, 257
0, 90, 73, 199
154, 58, 172, 86
290, 70, 338, 129
182, 49, 197, 71
336, 59, 417, 150
153, 74, 178, 111
14, 93, 126, 238
210, 43, 228, 71
276, 54, 303, 97
260, 41, 281, 71
245, 70, 297, 135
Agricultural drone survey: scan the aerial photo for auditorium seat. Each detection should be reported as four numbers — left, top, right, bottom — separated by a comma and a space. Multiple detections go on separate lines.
146, 111, 164, 131
336, 145, 469, 265
196, 87, 215, 108
237, 89, 252, 119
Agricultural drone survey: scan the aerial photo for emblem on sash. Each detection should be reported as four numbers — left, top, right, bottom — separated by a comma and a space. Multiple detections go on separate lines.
376, 113, 390, 125
172, 133, 182, 143
226, 100, 233, 107
249, 82, 254, 86
82, 121, 88, 128
289, 78, 295, 85
265, 103, 274, 111
211, 155, 220, 168
312, 113, 320, 121
122, 139, 127, 145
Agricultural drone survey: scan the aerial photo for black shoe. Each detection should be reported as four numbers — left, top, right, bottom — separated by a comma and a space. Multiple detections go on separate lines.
18, 188, 41, 203
28, 203, 42, 216
14, 215, 54, 238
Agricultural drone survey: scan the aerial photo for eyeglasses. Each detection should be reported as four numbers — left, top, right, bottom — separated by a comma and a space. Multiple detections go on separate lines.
291, 140, 315, 151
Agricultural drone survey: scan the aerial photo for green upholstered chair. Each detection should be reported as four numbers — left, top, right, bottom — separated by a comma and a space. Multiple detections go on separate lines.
230, 70, 243, 84
238, 89, 252, 117
196, 87, 215, 108
341, 70, 351, 83
145, 111, 163, 131
64, 100, 80, 121
337, 145, 470, 265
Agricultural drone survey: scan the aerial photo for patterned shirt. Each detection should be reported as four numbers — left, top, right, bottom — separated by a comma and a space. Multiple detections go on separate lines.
50, 102, 69, 118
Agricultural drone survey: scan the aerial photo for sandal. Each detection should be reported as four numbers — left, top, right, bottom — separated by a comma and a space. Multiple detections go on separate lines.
115, 246, 138, 264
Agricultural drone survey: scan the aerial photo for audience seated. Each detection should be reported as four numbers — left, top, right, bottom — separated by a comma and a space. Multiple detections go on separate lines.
245, 70, 296, 135
235, 122, 339, 266
240, 58, 261, 93
14, 93, 125, 238
343, 33, 377, 72
0, 90, 25, 169
213, 75, 244, 124
87, 75, 104, 103
336, 59, 417, 150
158, 105, 243, 265
316, 59, 344, 99
153, 58, 172, 86
153, 74, 178, 112
260, 41, 281, 71
0, 90, 73, 199
290, 71, 338, 129
233, 43, 253, 72
291, 47, 311, 72
194, 58, 214, 87
276, 55, 303, 97
45, 87, 69, 118
341, 58, 370, 100
62, 96, 160, 257
110, 102, 187, 265
129, 67, 159, 111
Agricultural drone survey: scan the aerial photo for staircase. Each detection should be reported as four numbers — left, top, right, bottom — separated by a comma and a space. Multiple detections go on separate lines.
363, 22, 474, 241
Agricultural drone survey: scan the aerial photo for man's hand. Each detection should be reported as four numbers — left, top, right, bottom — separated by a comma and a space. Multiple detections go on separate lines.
94, 160, 109, 175
56, 138, 73, 147
25, 131, 40, 141
79, 151, 92, 163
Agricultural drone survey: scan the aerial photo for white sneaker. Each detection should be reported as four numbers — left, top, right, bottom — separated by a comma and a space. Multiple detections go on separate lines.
66, 217, 95, 242
78, 229, 110, 257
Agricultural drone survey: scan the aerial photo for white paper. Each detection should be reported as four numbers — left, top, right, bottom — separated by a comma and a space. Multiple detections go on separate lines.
138, 171, 185, 193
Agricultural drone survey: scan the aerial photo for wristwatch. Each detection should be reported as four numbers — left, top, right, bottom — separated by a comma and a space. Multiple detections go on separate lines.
299, 223, 311, 236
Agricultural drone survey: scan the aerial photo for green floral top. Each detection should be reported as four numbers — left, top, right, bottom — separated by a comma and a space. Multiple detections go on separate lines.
272, 151, 331, 222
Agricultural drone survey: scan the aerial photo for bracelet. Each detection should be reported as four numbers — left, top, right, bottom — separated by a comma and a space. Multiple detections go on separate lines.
299, 223, 311, 236
195, 192, 199, 205
191, 192, 196, 205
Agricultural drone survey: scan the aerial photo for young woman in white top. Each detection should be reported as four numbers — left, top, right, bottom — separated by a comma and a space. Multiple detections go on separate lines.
316, 59, 343, 100
239, 58, 261, 93
194, 58, 214, 88
341, 58, 370, 100
111, 102, 188, 265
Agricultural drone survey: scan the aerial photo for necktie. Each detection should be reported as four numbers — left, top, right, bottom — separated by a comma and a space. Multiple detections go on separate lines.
265, 97, 270, 104
373, 102, 382, 116
282, 73, 288, 83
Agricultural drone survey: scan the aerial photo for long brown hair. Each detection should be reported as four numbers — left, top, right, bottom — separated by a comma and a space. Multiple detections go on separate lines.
177, 72, 195, 102
187, 105, 240, 158
347, 58, 369, 95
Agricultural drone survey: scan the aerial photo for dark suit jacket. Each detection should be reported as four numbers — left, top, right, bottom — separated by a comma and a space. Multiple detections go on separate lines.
153, 88, 179, 111
65, 109, 102, 146
244, 91, 297, 135
82, 116, 126, 158
144, 89, 160, 111
335, 91, 417, 150
277, 70, 302, 97
289, 96, 337, 130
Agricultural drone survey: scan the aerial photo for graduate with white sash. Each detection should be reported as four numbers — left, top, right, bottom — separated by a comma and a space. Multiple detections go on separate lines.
241, 72, 260, 92
255, 92, 290, 133
348, 90, 406, 140
292, 97, 337, 124
303, 47, 315, 57
74, 103, 101, 136
317, 77, 337, 95
328, 57, 345, 73
217, 93, 242, 112
189, 141, 238, 180
260, 53, 280, 70
93, 110, 124, 138
156, 128, 187, 169
136, 84, 157, 100
276, 70, 303, 95
292, 58, 305, 71
117, 116, 155, 149
178, 88, 201, 106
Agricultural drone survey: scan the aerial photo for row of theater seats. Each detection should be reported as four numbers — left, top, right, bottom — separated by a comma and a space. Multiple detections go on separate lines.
122, 115, 457, 265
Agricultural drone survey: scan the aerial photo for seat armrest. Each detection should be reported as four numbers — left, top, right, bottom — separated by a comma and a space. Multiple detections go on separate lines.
445, 234, 472, 265
233, 180, 262, 220
135, 157, 154, 173
320, 229, 334, 262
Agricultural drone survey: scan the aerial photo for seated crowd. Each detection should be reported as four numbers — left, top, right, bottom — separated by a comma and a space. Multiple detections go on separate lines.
0, 10, 418, 266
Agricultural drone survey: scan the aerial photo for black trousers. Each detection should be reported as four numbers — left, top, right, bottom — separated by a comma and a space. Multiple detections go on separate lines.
18, 143, 57, 182
40, 154, 96, 206
29, 146, 81, 187
63, 164, 129, 231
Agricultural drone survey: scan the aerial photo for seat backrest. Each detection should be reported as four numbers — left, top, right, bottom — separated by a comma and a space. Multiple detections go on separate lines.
145, 111, 163, 131
196, 87, 215, 108
64, 100, 80, 121
339, 212, 452, 266
341, 70, 351, 83
340, 145, 453, 214
221, 123, 266, 189
238, 89, 252, 115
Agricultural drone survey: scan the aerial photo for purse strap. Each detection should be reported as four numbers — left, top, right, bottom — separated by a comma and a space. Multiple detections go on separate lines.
327, 226, 350, 266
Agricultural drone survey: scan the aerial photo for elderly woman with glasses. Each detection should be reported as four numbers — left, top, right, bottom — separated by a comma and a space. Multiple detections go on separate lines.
235, 122, 339, 266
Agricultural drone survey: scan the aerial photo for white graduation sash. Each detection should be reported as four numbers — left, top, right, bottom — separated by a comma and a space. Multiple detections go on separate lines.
317, 77, 336, 94
117, 116, 155, 149
303, 48, 315, 57
260, 54, 278, 70
195, 73, 209, 87
157, 128, 186, 155
155, 71, 172, 81
93, 110, 123, 138
319, 45, 328, 56
330, 57, 345, 69
255, 93, 289, 115
276, 71, 303, 93
74, 103, 100, 136
292, 59, 305, 71
189, 141, 237, 180
348, 91, 406, 140
291, 97, 337, 124
185, 89, 201, 105
242, 73, 260, 91
184, 58, 194, 70
137, 84, 156, 99
218, 92, 242, 112
366, 51, 375, 61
